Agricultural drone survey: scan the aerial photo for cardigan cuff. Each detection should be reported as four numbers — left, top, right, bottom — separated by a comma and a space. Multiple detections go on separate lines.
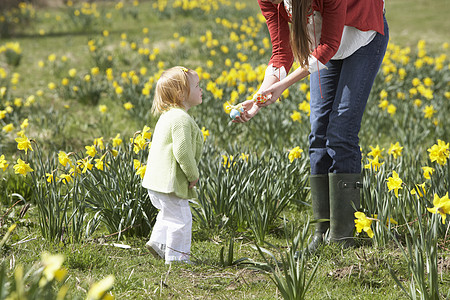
308, 55, 327, 74
264, 64, 287, 80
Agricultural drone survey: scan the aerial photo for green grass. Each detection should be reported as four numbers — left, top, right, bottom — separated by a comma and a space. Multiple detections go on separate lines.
385, 0, 450, 49
4, 207, 419, 299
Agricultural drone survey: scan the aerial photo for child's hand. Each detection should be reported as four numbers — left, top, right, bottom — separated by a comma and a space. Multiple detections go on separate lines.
232, 100, 261, 123
189, 178, 199, 188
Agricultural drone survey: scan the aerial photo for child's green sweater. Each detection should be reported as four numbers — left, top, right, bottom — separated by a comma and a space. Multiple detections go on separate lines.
142, 108, 203, 199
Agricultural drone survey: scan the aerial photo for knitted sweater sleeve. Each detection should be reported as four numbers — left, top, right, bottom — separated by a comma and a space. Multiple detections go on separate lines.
171, 115, 199, 183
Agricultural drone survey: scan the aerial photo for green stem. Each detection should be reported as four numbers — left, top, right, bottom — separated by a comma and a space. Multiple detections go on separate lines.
447, 161, 449, 195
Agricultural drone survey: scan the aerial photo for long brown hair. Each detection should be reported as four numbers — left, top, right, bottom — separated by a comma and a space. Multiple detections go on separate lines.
290, 0, 313, 68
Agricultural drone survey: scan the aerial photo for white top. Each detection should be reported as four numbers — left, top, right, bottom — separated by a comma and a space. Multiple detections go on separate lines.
306, 10, 377, 74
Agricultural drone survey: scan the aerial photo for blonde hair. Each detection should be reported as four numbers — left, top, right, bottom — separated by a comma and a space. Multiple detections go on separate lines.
151, 66, 194, 114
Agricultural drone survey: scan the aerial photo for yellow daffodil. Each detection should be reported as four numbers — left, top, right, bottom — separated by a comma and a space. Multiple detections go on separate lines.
85, 145, 97, 157
136, 165, 146, 179
388, 142, 403, 159
2, 123, 14, 133
91, 67, 100, 76
48, 53, 56, 62
422, 166, 435, 180
86, 275, 115, 300
290, 111, 301, 122
371, 214, 398, 226
46, 172, 58, 183
95, 154, 107, 171
39, 252, 67, 287
378, 99, 389, 110
15, 135, 33, 154
288, 146, 303, 163
427, 193, 450, 224
13, 158, 33, 176
112, 134, 122, 147
78, 158, 93, 173
423, 105, 436, 119
68, 68, 77, 77
58, 151, 71, 167
133, 159, 141, 170
386, 170, 403, 198
93, 159, 103, 171
239, 153, 249, 162
387, 104, 396, 116
20, 118, 29, 129
99, 105, 107, 114
364, 156, 384, 171
298, 101, 310, 116
110, 149, 118, 157
367, 145, 385, 159
299, 83, 309, 93
354, 212, 374, 238
410, 183, 426, 197
14, 97, 22, 107
0, 155, 9, 171
142, 126, 152, 140
423, 77, 433, 87
132, 134, 147, 154
398, 68, 406, 80
0, 87, 6, 98
222, 155, 234, 169
94, 137, 105, 150
60, 173, 72, 184
123, 102, 134, 110
201, 127, 209, 141
427, 139, 449, 165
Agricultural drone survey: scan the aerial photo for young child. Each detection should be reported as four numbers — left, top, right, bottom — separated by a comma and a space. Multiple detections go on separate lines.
142, 66, 203, 264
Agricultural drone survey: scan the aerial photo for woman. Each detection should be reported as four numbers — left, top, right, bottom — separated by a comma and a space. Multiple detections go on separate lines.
236, 0, 389, 251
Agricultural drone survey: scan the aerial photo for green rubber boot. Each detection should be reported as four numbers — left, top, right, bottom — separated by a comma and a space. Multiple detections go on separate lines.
307, 174, 330, 253
329, 173, 362, 248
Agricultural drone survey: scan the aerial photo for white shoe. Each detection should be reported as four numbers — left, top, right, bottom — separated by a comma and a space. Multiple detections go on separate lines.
165, 259, 193, 265
165, 253, 192, 265
145, 241, 165, 259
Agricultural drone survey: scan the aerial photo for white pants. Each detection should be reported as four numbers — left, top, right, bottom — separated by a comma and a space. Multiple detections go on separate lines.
147, 190, 192, 263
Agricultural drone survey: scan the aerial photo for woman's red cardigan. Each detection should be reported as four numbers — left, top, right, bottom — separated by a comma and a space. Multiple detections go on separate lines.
258, 0, 385, 73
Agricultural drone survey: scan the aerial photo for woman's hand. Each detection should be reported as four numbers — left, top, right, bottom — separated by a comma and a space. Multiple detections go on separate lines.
232, 99, 261, 123
258, 81, 285, 107
232, 73, 288, 123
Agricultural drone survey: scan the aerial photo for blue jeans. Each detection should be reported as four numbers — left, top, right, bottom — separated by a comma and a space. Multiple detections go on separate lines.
309, 16, 389, 175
